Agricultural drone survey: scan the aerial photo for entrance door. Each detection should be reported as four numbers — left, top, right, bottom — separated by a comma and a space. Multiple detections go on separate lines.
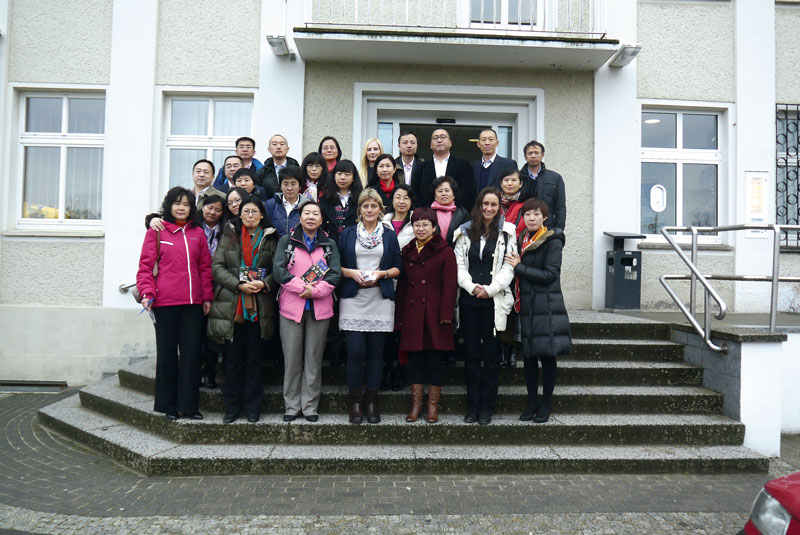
400, 123, 489, 162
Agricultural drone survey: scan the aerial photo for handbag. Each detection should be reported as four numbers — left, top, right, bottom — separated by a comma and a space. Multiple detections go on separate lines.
132, 230, 160, 303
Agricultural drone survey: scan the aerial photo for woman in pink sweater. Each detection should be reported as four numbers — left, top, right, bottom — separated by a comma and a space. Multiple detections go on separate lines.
137, 187, 214, 421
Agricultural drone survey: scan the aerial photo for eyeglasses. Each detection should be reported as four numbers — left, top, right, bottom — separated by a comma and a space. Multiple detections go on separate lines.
227, 199, 242, 206
432, 135, 449, 141
412, 222, 433, 229
241, 209, 260, 216
307, 164, 323, 169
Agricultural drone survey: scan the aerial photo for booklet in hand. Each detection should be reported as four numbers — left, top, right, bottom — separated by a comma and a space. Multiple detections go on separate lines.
240, 266, 267, 282
302, 259, 329, 284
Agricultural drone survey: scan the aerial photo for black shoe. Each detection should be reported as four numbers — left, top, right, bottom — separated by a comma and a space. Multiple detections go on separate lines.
202, 374, 217, 389
165, 412, 179, 421
305, 414, 319, 422
223, 413, 237, 424
247, 413, 260, 423
508, 349, 517, 368
520, 404, 538, 421
478, 411, 492, 425
283, 414, 299, 422
463, 409, 478, 423
533, 405, 552, 423
181, 412, 203, 420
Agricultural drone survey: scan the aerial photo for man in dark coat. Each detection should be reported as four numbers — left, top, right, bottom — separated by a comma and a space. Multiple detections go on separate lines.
395, 130, 424, 195
255, 134, 299, 197
519, 141, 566, 231
471, 128, 518, 193
416, 128, 475, 210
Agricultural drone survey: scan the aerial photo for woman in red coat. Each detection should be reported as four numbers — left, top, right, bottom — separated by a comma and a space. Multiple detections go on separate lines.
395, 207, 458, 423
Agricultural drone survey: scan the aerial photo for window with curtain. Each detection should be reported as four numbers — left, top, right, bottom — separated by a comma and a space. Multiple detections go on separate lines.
20, 94, 105, 222
164, 96, 253, 188
640, 110, 722, 235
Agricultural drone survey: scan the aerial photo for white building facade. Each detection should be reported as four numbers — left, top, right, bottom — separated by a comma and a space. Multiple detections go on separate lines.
0, 0, 797, 384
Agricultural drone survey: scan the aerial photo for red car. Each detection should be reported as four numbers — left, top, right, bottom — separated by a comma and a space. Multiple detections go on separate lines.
739, 471, 800, 534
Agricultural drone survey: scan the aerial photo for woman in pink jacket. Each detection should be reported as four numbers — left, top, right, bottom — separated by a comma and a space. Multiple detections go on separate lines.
273, 201, 341, 422
137, 187, 214, 421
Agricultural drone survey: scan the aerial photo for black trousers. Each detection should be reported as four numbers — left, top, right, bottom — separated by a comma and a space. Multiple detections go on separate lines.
223, 321, 264, 416
201, 316, 222, 377
408, 350, 445, 387
345, 331, 386, 390
460, 304, 500, 414
152, 305, 203, 414
524, 356, 558, 405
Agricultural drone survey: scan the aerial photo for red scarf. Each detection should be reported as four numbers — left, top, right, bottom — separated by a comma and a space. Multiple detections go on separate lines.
235, 224, 262, 322
379, 179, 395, 195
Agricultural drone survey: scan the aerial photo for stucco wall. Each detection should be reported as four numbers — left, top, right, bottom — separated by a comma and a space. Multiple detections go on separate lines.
155, 0, 261, 87
0, 238, 104, 305
640, 249, 735, 310
303, 62, 594, 308
776, 5, 800, 104
6, 0, 113, 84
637, 1, 735, 102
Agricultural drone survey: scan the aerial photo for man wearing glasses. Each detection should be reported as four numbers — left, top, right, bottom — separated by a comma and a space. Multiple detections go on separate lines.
417, 129, 475, 209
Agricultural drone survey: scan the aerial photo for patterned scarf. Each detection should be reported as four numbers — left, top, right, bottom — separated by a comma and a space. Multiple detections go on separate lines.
501, 190, 521, 212
356, 221, 384, 249
514, 225, 548, 313
235, 225, 264, 323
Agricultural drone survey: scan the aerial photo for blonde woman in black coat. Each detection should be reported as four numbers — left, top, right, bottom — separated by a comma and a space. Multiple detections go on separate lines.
504, 198, 571, 424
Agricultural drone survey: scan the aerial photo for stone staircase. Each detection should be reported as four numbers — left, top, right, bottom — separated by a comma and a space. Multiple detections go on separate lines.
38, 312, 769, 475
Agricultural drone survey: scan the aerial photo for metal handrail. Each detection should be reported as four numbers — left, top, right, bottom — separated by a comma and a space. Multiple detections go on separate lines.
119, 282, 136, 294
660, 223, 800, 353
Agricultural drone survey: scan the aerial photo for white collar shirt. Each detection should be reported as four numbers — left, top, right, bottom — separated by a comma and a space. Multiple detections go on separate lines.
433, 154, 449, 178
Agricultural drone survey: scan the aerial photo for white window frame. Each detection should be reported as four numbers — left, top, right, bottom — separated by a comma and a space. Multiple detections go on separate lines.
15, 91, 106, 230
639, 101, 732, 244
162, 93, 254, 190
353, 83, 544, 162
461, 0, 545, 31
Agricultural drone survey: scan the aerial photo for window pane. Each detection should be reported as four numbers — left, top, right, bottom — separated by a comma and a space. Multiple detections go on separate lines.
471, 0, 497, 22
777, 112, 799, 155
683, 114, 717, 150
170, 149, 205, 188
213, 101, 252, 137
683, 163, 717, 227
377, 122, 393, 157
642, 112, 676, 149
65, 148, 103, 220
508, 0, 534, 24
23, 146, 61, 219
641, 162, 676, 234
213, 150, 234, 176
26, 97, 62, 133
171, 100, 208, 135
497, 126, 513, 159
68, 98, 105, 134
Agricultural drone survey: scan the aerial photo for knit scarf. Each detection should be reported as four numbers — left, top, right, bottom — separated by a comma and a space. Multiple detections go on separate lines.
513, 225, 548, 313
431, 200, 457, 239
379, 179, 395, 195
356, 221, 384, 249
235, 225, 263, 323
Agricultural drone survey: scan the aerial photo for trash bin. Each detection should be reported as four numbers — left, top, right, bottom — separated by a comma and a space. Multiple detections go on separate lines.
603, 232, 645, 310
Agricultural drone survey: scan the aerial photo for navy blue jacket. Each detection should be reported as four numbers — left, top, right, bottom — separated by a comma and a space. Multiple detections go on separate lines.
338, 224, 403, 300
264, 194, 311, 237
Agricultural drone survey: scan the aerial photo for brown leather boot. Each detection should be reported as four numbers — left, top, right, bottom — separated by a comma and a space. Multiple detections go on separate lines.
426, 385, 442, 423
365, 389, 381, 424
349, 389, 364, 424
406, 384, 424, 422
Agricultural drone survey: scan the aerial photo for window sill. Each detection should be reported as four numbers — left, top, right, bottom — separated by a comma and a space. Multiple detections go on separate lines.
638, 242, 733, 252
779, 246, 800, 254
3, 229, 105, 238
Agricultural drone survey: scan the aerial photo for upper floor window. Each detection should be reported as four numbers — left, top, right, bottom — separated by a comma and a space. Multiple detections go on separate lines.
164, 96, 252, 188
19, 93, 105, 223
640, 110, 722, 235
470, 0, 538, 28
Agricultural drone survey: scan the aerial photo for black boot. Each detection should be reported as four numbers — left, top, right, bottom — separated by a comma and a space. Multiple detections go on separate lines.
508, 348, 517, 368
500, 345, 510, 367
533, 398, 552, 423
520, 393, 539, 421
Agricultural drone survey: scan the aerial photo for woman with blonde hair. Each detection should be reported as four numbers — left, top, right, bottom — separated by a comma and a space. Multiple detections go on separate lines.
359, 138, 383, 186
338, 188, 402, 424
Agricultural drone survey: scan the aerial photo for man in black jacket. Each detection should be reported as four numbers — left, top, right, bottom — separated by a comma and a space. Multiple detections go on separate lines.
471, 128, 518, 193
394, 130, 424, 194
417, 128, 475, 209
256, 134, 299, 197
520, 141, 566, 231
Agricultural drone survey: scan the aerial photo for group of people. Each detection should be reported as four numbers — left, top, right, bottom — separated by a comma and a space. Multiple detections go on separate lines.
136, 127, 571, 427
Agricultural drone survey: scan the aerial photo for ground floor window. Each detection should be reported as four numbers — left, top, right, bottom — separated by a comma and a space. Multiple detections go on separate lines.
18, 92, 105, 224
777, 103, 799, 248
164, 95, 252, 188
640, 109, 723, 236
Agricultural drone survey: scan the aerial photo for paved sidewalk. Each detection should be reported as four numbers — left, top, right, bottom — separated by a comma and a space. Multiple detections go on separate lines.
1, 391, 797, 535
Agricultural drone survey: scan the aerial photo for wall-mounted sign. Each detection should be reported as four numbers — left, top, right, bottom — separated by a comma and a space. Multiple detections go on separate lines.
746, 171, 768, 238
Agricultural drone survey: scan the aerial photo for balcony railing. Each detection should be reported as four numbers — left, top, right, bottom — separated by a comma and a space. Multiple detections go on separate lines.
306, 0, 607, 38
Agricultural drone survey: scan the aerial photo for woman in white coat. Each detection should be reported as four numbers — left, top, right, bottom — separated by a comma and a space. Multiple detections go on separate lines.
453, 186, 517, 425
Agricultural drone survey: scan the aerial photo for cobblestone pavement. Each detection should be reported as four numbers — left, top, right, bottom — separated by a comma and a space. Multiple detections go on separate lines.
2, 391, 796, 535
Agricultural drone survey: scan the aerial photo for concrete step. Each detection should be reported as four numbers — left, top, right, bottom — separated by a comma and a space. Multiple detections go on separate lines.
38, 394, 768, 475
119, 359, 721, 414
78, 379, 742, 447
569, 339, 684, 361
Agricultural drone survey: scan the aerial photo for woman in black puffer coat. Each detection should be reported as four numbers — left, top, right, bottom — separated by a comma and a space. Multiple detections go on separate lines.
504, 198, 571, 424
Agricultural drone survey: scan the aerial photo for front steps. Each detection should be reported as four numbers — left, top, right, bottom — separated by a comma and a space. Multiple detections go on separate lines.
38, 312, 769, 475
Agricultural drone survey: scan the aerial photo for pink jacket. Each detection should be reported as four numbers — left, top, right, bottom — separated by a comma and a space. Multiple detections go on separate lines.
275, 231, 341, 323
136, 221, 214, 307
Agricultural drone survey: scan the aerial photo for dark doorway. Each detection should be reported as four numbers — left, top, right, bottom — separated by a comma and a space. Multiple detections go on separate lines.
400, 123, 489, 163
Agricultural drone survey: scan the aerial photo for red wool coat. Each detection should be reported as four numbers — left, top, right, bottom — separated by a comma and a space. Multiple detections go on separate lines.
395, 233, 458, 352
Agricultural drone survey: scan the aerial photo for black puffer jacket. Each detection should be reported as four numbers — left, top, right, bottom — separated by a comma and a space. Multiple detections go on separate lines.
514, 228, 571, 359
